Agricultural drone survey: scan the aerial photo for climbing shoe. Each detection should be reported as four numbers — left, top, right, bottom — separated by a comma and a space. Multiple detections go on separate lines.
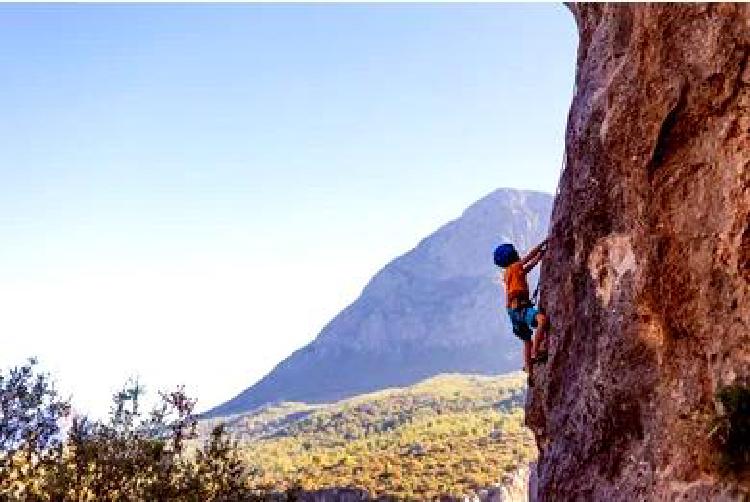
534, 350, 548, 364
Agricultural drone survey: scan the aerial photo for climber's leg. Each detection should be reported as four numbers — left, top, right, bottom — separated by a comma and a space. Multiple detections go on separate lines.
509, 306, 535, 384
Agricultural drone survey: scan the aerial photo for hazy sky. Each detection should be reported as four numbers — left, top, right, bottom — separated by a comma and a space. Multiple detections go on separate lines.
0, 4, 577, 416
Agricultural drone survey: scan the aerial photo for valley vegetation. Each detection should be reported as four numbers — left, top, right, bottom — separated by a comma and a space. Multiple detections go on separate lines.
1, 360, 534, 500
198, 374, 535, 500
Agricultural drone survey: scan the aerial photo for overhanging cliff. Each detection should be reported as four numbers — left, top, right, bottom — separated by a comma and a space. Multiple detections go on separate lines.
528, 4, 750, 500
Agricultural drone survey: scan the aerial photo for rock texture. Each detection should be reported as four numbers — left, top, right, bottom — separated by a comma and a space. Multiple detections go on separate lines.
206, 188, 551, 417
467, 464, 532, 502
528, 4, 750, 500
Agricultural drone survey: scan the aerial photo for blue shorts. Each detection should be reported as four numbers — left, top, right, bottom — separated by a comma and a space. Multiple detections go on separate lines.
507, 305, 539, 342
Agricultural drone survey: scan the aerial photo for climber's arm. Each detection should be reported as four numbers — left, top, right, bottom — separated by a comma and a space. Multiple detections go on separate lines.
521, 239, 548, 274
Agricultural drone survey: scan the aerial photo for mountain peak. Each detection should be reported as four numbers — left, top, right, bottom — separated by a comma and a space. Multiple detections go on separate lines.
205, 187, 552, 417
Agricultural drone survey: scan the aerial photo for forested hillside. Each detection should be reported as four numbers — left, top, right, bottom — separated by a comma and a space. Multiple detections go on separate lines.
198, 373, 535, 500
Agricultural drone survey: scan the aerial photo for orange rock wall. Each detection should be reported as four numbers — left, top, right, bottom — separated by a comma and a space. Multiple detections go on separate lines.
528, 4, 750, 500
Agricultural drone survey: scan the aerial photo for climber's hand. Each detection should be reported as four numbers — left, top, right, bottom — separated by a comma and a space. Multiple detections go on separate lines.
539, 238, 549, 254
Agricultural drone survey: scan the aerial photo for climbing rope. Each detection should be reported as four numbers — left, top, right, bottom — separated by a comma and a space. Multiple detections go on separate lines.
530, 241, 549, 306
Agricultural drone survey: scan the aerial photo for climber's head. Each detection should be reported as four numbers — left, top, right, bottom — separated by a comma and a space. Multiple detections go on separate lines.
493, 243, 520, 268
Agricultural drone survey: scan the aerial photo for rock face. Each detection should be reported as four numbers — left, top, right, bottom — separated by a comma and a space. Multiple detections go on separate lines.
207, 188, 551, 417
528, 4, 750, 500
468, 465, 531, 502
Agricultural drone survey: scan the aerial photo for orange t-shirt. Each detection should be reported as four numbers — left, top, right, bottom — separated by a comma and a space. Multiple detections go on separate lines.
503, 262, 529, 306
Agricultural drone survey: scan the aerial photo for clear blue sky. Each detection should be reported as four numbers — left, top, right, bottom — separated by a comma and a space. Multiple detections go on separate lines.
0, 4, 577, 415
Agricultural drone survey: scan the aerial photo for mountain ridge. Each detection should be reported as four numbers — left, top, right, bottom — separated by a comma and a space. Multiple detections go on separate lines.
206, 187, 552, 417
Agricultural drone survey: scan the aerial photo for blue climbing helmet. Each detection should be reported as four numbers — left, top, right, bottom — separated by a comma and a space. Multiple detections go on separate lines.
493, 243, 519, 268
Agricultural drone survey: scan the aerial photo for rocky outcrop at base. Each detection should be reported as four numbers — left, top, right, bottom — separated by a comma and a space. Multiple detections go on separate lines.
528, 4, 750, 501
465, 464, 531, 502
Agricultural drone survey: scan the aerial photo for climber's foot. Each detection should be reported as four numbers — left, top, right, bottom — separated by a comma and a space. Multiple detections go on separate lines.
527, 375, 535, 388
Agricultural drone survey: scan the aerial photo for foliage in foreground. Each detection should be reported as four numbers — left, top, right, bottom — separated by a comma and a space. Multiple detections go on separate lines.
0, 359, 253, 501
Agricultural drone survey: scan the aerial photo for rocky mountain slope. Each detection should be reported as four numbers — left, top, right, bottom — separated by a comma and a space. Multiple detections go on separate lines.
528, 4, 750, 500
207, 188, 551, 417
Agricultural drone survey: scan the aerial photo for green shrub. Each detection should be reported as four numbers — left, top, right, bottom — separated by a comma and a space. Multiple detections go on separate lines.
0, 359, 258, 501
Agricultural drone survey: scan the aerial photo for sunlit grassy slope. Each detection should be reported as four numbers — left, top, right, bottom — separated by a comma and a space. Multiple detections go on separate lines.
199, 372, 536, 500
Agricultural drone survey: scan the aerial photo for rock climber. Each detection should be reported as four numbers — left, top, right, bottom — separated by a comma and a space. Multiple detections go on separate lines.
493, 238, 550, 387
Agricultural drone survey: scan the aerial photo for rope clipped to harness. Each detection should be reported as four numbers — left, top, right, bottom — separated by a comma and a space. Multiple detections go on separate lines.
530, 240, 548, 306
531, 282, 541, 305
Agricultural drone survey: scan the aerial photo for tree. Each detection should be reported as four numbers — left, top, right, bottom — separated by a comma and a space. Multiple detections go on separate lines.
0, 358, 259, 501
0, 358, 71, 499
